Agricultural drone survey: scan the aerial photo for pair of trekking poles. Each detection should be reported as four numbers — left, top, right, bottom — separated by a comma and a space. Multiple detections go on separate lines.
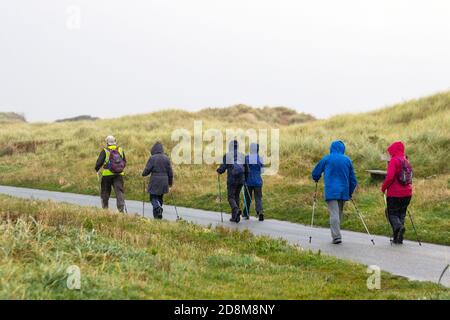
96, 172, 129, 214
216, 174, 254, 223
96, 172, 180, 219
308, 181, 421, 246
383, 194, 421, 246
141, 178, 181, 221
308, 182, 374, 245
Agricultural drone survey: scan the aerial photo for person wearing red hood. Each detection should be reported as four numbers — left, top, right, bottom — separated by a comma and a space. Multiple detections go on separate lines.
381, 141, 413, 244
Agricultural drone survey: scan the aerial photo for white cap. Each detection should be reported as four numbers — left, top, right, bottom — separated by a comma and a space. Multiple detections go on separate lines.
105, 135, 117, 146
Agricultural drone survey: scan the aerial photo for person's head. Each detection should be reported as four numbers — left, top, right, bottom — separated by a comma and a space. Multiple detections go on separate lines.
151, 141, 164, 155
228, 140, 239, 152
387, 141, 405, 158
329, 140, 345, 154
105, 135, 117, 146
250, 143, 259, 154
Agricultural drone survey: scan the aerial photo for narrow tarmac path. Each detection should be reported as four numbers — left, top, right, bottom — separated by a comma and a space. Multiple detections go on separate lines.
0, 185, 448, 287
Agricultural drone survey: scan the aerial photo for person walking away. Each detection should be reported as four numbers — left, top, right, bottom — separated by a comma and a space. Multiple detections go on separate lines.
217, 140, 248, 223
381, 141, 413, 244
243, 143, 264, 221
95, 135, 127, 212
142, 142, 173, 219
311, 140, 357, 244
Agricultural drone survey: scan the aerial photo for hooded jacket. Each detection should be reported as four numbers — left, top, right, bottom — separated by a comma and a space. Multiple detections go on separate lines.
142, 142, 173, 195
381, 141, 413, 197
311, 140, 358, 201
217, 140, 248, 185
245, 143, 264, 187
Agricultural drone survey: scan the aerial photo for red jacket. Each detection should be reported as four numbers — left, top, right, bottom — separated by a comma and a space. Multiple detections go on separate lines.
381, 141, 413, 197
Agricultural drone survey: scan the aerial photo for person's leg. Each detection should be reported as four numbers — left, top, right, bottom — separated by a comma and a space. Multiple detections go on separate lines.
243, 186, 252, 218
397, 196, 411, 243
235, 184, 243, 221
150, 194, 163, 219
227, 184, 239, 221
327, 200, 342, 243
159, 194, 164, 207
338, 200, 344, 223
387, 197, 403, 243
254, 187, 264, 220
113, 175, 125, 212
101, 176, 113, 209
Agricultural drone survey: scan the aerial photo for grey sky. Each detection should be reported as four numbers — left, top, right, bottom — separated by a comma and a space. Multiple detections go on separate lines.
1, 0, 450, 122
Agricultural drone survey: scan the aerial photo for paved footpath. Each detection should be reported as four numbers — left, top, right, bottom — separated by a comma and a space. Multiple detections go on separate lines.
0, 185, 448, 287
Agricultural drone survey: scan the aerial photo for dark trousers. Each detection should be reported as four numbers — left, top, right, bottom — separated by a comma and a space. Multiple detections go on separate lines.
101, 175, 125, 212
227, 184, 243, 215
243, 186, 263, 216
150, 194, 164, 209
387, 196, 411, 233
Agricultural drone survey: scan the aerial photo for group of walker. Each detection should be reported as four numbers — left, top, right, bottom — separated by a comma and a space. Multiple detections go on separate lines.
95, 136, 415, 245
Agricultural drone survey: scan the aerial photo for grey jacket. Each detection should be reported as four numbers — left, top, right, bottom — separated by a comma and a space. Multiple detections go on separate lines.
142, 142, 173, 195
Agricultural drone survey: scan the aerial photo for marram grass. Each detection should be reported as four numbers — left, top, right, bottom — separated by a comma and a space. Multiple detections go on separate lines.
0, 195, 448, 300
0, 92, 449, 245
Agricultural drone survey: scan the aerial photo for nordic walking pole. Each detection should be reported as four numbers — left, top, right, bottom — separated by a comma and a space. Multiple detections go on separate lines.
383, 194, 393, 245
351, 199, 375, 245
217, 174, 224, 223
407, 209, 422, 246
169, 188, 181, 221
439, 264, 449, 285
309, 182, 318, 243
242, 184, 249, 219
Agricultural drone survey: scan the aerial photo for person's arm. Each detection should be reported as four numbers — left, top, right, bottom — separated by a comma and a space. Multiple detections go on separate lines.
217, 155, 227, 174
311, 157, 326, 182
167, 159, 173, 187
349, 160, 358, 197
142, 157, 153, 177
244, 156, 250, 182
95, 150, 106, 172
381, 158, 397, 193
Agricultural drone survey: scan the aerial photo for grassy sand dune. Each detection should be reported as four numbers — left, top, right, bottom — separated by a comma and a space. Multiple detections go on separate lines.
0, 195, 447, 299
0, 93, 449, 244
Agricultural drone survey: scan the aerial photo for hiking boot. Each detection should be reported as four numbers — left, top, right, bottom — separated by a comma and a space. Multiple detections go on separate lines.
230, 210, 238, 222
243, 213, 250, 220
235, 210, 242, 223
332, 238, 342, 244
397, 227, 405, 244
258, 212, 264, 221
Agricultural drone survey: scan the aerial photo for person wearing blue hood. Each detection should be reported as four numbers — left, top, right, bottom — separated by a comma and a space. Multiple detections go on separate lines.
311, 140, 358, 244
243, 143, 264, 221
217, 140, 248, 223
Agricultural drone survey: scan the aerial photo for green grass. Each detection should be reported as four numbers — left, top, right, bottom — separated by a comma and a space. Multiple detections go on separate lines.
0, 195, 447, 299
0, 93, 449, 245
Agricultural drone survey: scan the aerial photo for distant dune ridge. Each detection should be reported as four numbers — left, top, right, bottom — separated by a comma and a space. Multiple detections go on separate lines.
0, 92, 449, 245
0, 112, 26, 123
55, 115, 100, 123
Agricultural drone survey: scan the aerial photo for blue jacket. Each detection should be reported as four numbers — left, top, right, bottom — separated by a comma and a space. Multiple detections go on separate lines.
311, 140, 357, 201
245, 143, 264, 187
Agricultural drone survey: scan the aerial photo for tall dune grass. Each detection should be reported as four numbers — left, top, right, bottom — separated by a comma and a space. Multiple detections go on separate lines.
0, 93, 449, 244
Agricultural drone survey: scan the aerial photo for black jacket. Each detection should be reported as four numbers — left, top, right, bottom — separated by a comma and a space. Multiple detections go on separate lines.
217, 141, 249, 185
142, 142, 173, 195
95, 146, 127, 172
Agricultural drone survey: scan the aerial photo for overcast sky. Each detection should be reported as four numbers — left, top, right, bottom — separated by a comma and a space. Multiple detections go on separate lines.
1, 0, 449, 122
